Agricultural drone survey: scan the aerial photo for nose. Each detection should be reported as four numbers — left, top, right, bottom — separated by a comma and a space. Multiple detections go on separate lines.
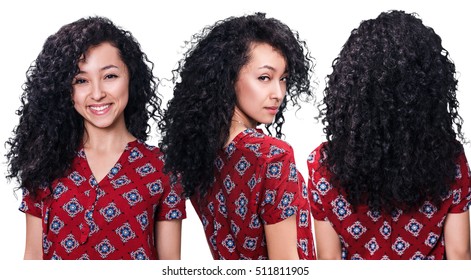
271, 81, 285, 101
91, 81, 106, 100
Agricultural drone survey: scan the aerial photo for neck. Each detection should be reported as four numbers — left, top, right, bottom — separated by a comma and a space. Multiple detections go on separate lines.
82, 122, 135, 152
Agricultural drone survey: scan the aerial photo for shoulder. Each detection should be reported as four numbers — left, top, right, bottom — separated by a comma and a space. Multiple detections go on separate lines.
307, 142, 328, 167
238, 129, 295, 159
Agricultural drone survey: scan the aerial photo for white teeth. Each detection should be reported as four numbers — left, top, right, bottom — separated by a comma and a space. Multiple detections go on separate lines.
89, 104, 110, 111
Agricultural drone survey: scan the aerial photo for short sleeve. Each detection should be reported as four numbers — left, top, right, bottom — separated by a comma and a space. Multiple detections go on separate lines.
155, 175, 187, 221
307, 143, 330, 221
449, 151, 471, 213
19, 186, 50, 218
259, 145, 305, 225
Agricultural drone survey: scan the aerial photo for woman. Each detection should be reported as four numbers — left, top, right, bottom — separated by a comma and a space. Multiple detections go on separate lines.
160, 13, 315, 260
309, 10, 471, 260
6, 16, 185, 260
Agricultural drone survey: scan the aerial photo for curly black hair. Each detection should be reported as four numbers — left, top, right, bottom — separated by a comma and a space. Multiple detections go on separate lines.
6, 16, 161, 197
159, 12, 314, 198
320, 10, 464, 212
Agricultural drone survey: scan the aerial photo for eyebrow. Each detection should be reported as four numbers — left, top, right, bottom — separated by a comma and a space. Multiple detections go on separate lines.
258, 65, 288, 74
77, 64, 119, 74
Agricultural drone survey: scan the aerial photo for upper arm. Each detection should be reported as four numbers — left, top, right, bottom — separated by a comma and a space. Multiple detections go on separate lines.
313, 218, 342, 260
444, 211, 471, 260
24, 213, 43, 260
264, 215, 299, 260
155, 219, 182, 260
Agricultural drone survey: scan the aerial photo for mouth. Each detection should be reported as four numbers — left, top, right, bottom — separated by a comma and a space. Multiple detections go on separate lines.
264, 106, 279, 115
88, 103, 112, 115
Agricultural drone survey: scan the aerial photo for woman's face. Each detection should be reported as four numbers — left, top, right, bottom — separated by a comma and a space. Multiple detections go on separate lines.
72, 42, 129, 131
233, 42, 287, 127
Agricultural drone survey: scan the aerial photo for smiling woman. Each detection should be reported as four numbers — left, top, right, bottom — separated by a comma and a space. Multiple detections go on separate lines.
5, 16, 186, 260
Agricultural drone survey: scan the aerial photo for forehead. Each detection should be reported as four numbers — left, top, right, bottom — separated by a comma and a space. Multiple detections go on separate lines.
78, 42, 123, 65
245, 42, 287, 69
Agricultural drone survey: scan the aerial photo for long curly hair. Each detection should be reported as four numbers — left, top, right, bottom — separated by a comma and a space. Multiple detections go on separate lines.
159, 12, 314, 198
321, 10, 464, 212
6, 16, 160, 197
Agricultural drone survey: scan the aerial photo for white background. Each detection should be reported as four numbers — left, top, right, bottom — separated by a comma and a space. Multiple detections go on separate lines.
0, 0, 469, 277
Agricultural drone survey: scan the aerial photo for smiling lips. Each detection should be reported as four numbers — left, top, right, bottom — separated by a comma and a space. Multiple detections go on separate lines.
89, 103, 112, 115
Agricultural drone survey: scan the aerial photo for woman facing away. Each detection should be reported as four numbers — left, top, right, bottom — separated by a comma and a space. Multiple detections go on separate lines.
159, 13, 316, 260
309, 10, 471, 260
6, 16, 186, 260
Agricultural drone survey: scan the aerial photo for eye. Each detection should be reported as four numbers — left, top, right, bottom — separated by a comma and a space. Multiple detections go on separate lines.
73, 78, 87, 85
105, 74, 118, 79
258, 75, 270, 81
280, 76, 288, 82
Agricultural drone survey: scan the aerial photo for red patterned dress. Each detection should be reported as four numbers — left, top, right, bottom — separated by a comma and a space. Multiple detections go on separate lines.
20, 140, 186, 260
308, 142, 471, 259
191, 128, 316, 260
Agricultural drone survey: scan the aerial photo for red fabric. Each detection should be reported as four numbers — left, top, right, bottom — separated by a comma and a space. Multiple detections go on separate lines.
20, 140, 186, 260
308, 142, 471, 260
191, 128, 316, 260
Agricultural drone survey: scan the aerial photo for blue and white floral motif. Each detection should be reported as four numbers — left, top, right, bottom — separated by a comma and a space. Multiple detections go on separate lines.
128, 147, 143, 162
268, 145, 285, 157
243, 237, 258, 251
419, 202, 437, 219
225, 142, 236, 157
425, 232, 439, 247
298, 238, 309, 256
53, 183, 68, 199
302, 182, 308, 199
19, 201, 28, 212
405, 219, 423, 237
231, 220, 240, 236
209, 234, 217, 251
278, 192, 294, 209
130, 247, 149, 260
222, 235, 236, 253
316, 177, 331, 195
108, 163, 122, 178
411, 251, 425, 260
266, 162, 282, 179
223, 175, 236, 194
208, 202, 215, 215
136, 163, 156, 177
111, 175, 131, 189
288, 163, 298, 182
216, 190, 226, 204
95, 239, 116, 259
347, 221, 366, 239
100, 202, 122, 222
392, 237, 410, 255
43, 234, 52, 254
60, 234, 79, 253
455, 164, 462, 179
299, 209, 309, 228
62, 198, 84, 218
147, 179, 164, 196
218, 204, 228, 218
249, 214, 261, 229
88, 177, 98, 188
262, 190, 276, 206
367, 210, 381, 222
68, 171, 86, 186
235, 156, 251, 176
365, 238, 379, 255
235, 193, 248, 219
380, 221, 391, 239
136, 212, 149, 230
50, 252, 62, 260
202, 215, 209, 230
78, 254, 90, 260
116, 223, 136, 243
245, 143, 262, 157
49, 216, 64, 234
281, 206, 296, 219
351, 254, 363, 260
247, 174, 259, 191
331, 195, 351, 221
452, 189, 462, 205
311, 190, 321, 204
307, 152, 315, 163
215, 156, 224, 171
166, 209, 183, 220
391, 208, 403, 222
164, 190, 181, 207
123, 189, 143, 206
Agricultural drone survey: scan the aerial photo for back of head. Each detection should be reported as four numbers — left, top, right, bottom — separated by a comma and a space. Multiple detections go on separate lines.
322, 10, 463, 212
160, 12, 313, 198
